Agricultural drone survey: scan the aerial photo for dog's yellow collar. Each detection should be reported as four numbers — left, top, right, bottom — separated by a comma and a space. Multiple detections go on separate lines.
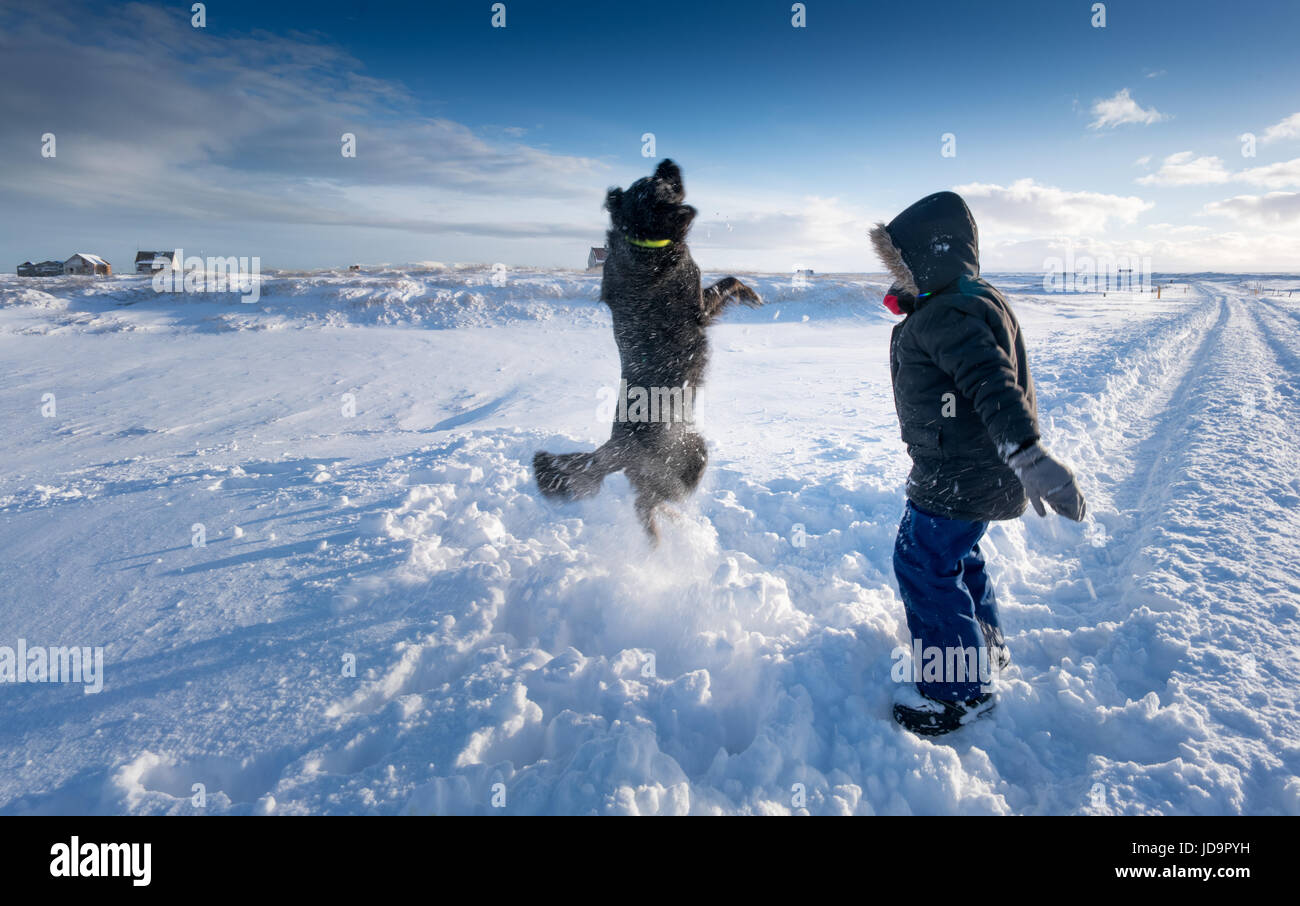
625, 236, 672, 248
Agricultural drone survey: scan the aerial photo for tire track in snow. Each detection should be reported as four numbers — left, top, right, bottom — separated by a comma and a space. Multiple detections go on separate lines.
1005, 288, 1300, 813
992, 289, 1224, 635
1088, 291, 1232, 620
963, 289, 1228, 813
1249, 297, 1300, 406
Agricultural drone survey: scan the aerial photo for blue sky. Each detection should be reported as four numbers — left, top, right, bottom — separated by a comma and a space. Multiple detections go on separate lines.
2, 0, 1299, 272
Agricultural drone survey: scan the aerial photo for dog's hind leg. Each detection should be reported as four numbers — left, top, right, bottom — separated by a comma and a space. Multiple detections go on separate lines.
624, 431, 706, 542
623, 451, 671, 543
673, 430, 708, 494
533, 440, 626, 501
634, 489, 662, 544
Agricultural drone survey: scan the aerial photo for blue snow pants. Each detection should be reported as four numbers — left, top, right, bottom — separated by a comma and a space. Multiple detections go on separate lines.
893, 500, 1003, 701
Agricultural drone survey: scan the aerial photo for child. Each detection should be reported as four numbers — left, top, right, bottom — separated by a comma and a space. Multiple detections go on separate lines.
870, 191, 1087, 736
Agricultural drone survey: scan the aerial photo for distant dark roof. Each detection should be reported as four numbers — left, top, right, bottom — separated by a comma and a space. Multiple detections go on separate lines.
135, 250, 172, 262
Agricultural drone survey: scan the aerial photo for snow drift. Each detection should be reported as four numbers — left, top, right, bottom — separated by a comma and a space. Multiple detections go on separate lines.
1, 268, 1298, 815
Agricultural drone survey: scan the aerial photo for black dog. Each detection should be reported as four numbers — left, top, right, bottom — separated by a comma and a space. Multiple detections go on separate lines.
534, 159, 761, 539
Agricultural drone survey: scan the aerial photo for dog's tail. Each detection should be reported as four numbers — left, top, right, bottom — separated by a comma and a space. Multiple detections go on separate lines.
533, 443, 623, 502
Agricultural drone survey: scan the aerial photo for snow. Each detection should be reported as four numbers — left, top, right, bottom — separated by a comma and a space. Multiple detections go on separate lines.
68, 253, 109, 268
1, 265, 1298, 815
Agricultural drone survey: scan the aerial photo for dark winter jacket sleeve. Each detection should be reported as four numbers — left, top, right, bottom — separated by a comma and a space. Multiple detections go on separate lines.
915, 302, 1039, 457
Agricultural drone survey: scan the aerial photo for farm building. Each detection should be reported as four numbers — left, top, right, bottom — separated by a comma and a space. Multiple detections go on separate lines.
587, 246, 607, 269
16, 260, 65, 277
64, 253, 112, 276
134, 251, 176, 274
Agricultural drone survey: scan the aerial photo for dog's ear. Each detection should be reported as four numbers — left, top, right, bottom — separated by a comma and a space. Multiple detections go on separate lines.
670, 204, 697, 240
653, 159, 684, 203
604, 187, 624, 214
654, 159, 682, 182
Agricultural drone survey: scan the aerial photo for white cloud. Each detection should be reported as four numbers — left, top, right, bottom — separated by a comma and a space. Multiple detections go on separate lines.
954, 178, 1153, 234
1137, 152, 1232, 186
1262, 112, 1300, 143
1134, 155, 1152, 167
0, 2, 621, 261
688, 194, 880, 272
1136, 152, 1300, 189
1204, 192, 1300, 227
1145, 223, 1211, 236
1089, 88, 1168, 129
1238, 158, 1300, 189
0, 1, 897, 271
978, 230, 1300, 273
951, 178, 1300, 273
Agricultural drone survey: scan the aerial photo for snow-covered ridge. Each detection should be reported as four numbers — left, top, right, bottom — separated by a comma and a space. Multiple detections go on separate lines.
0, 265, 896, 334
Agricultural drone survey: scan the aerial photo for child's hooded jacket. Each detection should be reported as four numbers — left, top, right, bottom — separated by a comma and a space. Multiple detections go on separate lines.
872, 191, 1040, 521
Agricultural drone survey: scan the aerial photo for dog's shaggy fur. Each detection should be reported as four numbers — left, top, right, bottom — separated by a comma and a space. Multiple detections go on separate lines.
533, 159, 761, 539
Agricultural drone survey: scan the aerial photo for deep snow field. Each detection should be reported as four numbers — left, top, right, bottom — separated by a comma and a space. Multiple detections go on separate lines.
1, 265, 1299, 815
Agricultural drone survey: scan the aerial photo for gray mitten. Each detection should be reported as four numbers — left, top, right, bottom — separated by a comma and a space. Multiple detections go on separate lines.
1007, 443, 1087, 521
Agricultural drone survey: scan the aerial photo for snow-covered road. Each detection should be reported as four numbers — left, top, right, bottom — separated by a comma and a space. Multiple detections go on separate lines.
1, 269, 1297, 814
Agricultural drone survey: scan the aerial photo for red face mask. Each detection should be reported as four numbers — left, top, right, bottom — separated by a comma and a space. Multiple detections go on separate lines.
883, 294, 904, 316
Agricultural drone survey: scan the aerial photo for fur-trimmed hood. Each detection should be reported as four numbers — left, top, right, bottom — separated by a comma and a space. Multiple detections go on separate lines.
870, 191, 980, 297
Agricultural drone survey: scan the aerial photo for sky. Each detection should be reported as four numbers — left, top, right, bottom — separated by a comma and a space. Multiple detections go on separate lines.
1, 0, 1299, 273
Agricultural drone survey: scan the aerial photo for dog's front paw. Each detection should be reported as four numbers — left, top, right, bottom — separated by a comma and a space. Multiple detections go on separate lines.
730, 279, 762, 308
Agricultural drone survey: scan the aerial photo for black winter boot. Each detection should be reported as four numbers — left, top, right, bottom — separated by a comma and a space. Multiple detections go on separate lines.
893, 688, 995, 736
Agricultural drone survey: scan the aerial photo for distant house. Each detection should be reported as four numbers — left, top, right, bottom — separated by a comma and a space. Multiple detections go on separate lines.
134, 250, 175, 274
587, 246, 607, 269
17, 260, 65, 277
64, 253, 112, 276
348, 264, 361, 271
